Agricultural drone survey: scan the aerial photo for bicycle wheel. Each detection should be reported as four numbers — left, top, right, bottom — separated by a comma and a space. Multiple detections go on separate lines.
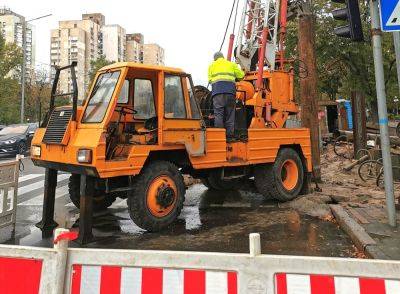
358, 159, 382, 182
334, 135, 354, 159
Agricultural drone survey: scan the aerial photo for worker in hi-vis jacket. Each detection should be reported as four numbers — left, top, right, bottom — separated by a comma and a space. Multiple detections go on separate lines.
208, 52, 244, 141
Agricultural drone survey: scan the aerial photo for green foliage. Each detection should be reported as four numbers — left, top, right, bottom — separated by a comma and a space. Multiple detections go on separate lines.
286, 0, 398, 120
89, 55, 113, 85
0, 34, 23, 125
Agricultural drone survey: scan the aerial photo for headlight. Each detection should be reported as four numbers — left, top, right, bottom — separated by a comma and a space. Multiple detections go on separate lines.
77, 149, 92, 163
32, 145, 41, 157
4, 139, 16, 144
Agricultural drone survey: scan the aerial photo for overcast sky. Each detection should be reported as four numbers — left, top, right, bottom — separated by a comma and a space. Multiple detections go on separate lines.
3, 0, 238, 85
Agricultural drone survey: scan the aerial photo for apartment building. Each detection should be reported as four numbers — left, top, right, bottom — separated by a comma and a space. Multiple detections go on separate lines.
142, 43, 164, 65
101, 25, 126, 62
50, 13, 165, 99
126, 33, 143, 63
50, 14, 104, 100
0, 7, 35, 81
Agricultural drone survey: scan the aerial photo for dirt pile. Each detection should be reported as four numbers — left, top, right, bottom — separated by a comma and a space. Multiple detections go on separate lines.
289, 145, 400, 219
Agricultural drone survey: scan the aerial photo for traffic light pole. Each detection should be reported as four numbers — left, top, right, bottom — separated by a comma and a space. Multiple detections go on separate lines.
393, 32, 400, 99
370, 0, 397, 227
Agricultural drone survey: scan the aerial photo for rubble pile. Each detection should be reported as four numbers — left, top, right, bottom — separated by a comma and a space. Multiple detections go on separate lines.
287, 145, 400, 219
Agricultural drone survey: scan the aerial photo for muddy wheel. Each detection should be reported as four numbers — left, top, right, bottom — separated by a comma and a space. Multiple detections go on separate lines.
128, 161, 185, 232
204, 170, 242, 190
254, 148, 304, 202
200, 177, 211, 188
68, 174, 117, 211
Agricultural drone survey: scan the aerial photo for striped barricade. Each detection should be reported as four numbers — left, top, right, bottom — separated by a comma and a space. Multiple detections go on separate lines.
0, 228, 70, 294
0, 256, 43, 294
275, 273, 400, 294
1, 230, 400, 293
70, 265, 237, 294
64, 234, 400, 294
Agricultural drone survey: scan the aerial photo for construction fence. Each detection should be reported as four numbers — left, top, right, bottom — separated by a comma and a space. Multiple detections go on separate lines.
0, 230, 399, 294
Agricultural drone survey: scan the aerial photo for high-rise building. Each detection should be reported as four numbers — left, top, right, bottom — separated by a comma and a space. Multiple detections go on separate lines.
101, 25, 126, 62
142, 43, 164, 66
50, 14, 104, 100
0, 7, 35, 81
50, 13, 165, 100
126, 33, 143, 63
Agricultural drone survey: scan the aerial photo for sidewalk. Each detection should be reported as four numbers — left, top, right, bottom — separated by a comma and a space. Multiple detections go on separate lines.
331, 203, 400, 260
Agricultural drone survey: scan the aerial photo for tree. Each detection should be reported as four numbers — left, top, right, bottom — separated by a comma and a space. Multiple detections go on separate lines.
285, 0, 397, 122
25, 69, 52, 124
0, 34, 23, 125
89, 55, 113, 85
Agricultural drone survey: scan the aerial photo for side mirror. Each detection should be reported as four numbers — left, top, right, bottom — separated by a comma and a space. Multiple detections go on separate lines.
28, 131, 35, 137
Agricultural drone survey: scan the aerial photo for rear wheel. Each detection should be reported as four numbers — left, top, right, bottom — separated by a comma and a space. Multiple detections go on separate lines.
68, 174, 117, 211
203, 170, 242, 190
128, 161, 185, 232
254, 148, 304, 202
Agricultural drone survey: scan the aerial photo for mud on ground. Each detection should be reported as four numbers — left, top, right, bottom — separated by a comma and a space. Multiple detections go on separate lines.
280, 145, 400, 222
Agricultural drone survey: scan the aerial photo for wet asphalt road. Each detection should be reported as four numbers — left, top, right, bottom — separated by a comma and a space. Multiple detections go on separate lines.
0, 157, 357, 257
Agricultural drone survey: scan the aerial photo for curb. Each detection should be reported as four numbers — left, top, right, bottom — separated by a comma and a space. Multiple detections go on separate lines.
330, 204, 389, 260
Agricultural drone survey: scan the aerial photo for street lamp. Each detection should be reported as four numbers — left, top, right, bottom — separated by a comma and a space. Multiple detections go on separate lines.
20, 13, 52, 123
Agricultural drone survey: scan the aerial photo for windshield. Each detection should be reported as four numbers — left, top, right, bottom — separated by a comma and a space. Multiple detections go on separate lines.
82, 71, 121, 123
0, 125, 28, 136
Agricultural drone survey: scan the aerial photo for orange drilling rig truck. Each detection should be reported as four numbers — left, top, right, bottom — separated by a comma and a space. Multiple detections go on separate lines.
31, 0, 311, 243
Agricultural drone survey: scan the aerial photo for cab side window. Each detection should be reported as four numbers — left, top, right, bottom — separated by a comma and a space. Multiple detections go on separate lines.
134, 79, 156, 119
186, 77, 201, 119
164, 75, 187, 119
117, 80, 129, 104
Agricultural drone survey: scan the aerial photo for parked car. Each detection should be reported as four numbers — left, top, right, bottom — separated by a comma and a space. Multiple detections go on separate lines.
0, 123, 38, 156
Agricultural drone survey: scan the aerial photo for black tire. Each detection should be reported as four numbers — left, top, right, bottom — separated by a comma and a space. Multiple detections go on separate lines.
127, 161, 185, 232
17, 141, 26, 155
68, 174, 117, 211
204, 170, 242, 190
254, 148, 304, 202
358, 159, 382, 182
200, 177, 211, 188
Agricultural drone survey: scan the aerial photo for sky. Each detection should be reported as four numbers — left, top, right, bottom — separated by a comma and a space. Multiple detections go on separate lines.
3, 0, 239, 86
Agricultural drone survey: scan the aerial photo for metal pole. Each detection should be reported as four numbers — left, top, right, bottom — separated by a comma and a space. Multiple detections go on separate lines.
393, 32, 400, 98
20, 20, 26, 123
370, 0, 397, 227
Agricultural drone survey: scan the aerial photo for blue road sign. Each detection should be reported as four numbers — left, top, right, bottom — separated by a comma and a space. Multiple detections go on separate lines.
380, 0, 400, 32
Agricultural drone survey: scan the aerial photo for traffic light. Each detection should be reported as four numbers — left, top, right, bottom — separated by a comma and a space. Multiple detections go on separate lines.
332, 0, 364, 42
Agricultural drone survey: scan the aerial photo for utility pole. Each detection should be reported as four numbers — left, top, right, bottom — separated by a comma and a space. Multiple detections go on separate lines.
351, 91, 367, 158
370, 0, 396, 227
298, 4, 321, 181
20, 19, 26, 123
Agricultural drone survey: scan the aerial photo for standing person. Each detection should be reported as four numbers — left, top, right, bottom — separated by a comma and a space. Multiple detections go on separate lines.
208, 52, 244, 141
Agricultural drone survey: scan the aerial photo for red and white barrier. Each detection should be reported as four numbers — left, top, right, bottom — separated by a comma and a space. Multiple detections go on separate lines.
0, 257, 43, 294
275, 273, 400, 294
0, 231, 400, 293
70, 265, 237, 294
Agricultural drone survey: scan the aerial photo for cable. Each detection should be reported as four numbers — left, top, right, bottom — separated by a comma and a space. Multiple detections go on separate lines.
219, 0, 237, 52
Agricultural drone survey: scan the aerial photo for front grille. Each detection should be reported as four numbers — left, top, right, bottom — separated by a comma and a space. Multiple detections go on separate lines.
43, 108, 72, 144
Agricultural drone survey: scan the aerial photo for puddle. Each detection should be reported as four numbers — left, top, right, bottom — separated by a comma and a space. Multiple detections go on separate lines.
4, 184, 357, 257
